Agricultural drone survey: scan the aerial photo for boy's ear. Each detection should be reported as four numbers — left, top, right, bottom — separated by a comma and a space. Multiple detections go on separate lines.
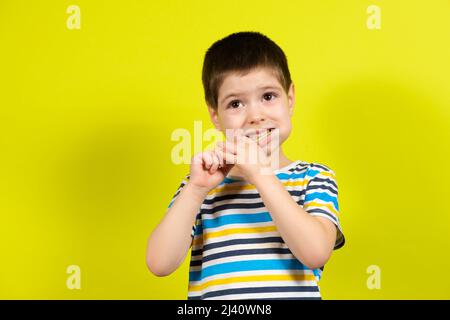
208, 105, 221, 130
288, 83, 296, 117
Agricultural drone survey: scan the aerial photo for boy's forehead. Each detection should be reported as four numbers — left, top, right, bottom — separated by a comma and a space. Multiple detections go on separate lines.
219, 67, 283, 96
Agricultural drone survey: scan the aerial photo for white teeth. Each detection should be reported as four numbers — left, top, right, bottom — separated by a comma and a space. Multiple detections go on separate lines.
244, 128, 275, 140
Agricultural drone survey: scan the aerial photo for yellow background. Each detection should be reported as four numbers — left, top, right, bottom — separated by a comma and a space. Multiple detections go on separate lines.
0, 1, 449, 299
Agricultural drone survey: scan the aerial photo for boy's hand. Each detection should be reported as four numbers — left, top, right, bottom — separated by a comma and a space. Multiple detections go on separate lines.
217, 134, 273, 184
187, 149, 236, 194
188, 129, 275, 192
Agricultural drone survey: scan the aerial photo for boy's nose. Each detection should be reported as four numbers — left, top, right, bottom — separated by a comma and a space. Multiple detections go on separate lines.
249, 116, 266, 125
247, 104, 266, 125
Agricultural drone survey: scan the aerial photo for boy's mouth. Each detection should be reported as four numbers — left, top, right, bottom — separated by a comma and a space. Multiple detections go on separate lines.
244, 128, 276, 145
244, 127, 275, 138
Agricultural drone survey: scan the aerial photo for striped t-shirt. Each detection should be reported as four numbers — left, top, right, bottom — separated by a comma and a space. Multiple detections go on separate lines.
167, 160, 345, 300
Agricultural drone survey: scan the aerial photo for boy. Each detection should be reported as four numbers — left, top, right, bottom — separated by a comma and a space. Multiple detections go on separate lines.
146, 31, 345, 300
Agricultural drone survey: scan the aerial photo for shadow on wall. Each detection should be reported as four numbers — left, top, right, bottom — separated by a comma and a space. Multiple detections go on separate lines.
309, 75, 450, 274
312, 76, 448, 174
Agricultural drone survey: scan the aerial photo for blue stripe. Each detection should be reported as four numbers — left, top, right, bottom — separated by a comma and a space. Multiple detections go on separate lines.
312, 268, 322, 280
223, 170, 318, 183
189, 259, 309, 281
305, 169, 321, 178
304, 192, 339, 211
202, 212, 273, 229
223, 177, 238, 183
276, 172, 307, 180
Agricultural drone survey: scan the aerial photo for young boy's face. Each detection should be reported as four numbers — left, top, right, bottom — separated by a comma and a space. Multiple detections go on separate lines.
208, 67, 295, 152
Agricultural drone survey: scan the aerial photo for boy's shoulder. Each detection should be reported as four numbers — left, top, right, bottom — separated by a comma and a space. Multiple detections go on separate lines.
290, 160, 336, 176
305, 161, 336, 175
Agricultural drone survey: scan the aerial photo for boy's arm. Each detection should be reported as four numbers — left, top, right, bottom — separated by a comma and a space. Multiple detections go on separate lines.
147, 150, 235, 277
216, 137, 341, 269
146, 183, 208, 277
252, 173, 337, 270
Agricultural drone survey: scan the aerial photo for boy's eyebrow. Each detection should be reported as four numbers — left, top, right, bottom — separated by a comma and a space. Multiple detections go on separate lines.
220, 85, 282, 104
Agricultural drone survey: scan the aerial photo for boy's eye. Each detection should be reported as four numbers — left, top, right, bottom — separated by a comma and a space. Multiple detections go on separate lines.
228, 100, 242, 109
263, 92, 278, 101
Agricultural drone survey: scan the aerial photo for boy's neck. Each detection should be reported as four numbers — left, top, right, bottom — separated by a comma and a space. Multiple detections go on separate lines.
227, 148, 293, 179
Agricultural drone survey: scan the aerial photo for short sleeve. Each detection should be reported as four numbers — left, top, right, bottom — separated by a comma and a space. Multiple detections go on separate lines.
167, 174, 198, 239
303, 164, 345, 250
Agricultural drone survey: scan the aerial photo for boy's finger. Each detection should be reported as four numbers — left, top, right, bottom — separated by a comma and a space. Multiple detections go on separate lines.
216, 149, 237, 165
203, 151, 213, 170
213, 148, 224, 168
209, 151, 220, 173
220, 139, 238, 155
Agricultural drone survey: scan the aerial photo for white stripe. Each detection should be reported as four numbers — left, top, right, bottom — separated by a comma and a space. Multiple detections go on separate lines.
201, 221, 274, 233
291, 167, 308, 174
202, 197, 268, 207
308, 212, 340, 226
199, 290, 322, 300
200, 242, 289, 258
191, 242, 287, 261
308, 180, 337, 192
191, 232, 282, 251
304, 197, 337, 210
205, 180, 310, 198
305, 186, 337, 197
202, 231, 281, 246
201, 207, 269, 218
189, 265, 202, 272
203, 187, 308, 207
189, 280, 319, 293
205, 188, 257, 198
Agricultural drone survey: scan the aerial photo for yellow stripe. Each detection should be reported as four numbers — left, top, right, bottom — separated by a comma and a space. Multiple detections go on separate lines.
193, 226, 277, 247
205, 226, 278, 241
208, 179, 308, 195
192, 226, 277, 246
305, 201, 339, 216
189, 274, 317, 292
192, 204, 337, 247
319, 171, 335, 178
284, 180, 308, 187
192, 237, 203, 246
206, 171, 335, 196
191, 174, 337, 247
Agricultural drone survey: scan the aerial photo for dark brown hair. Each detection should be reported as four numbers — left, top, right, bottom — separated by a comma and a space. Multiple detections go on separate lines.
202, 31, 292, 110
